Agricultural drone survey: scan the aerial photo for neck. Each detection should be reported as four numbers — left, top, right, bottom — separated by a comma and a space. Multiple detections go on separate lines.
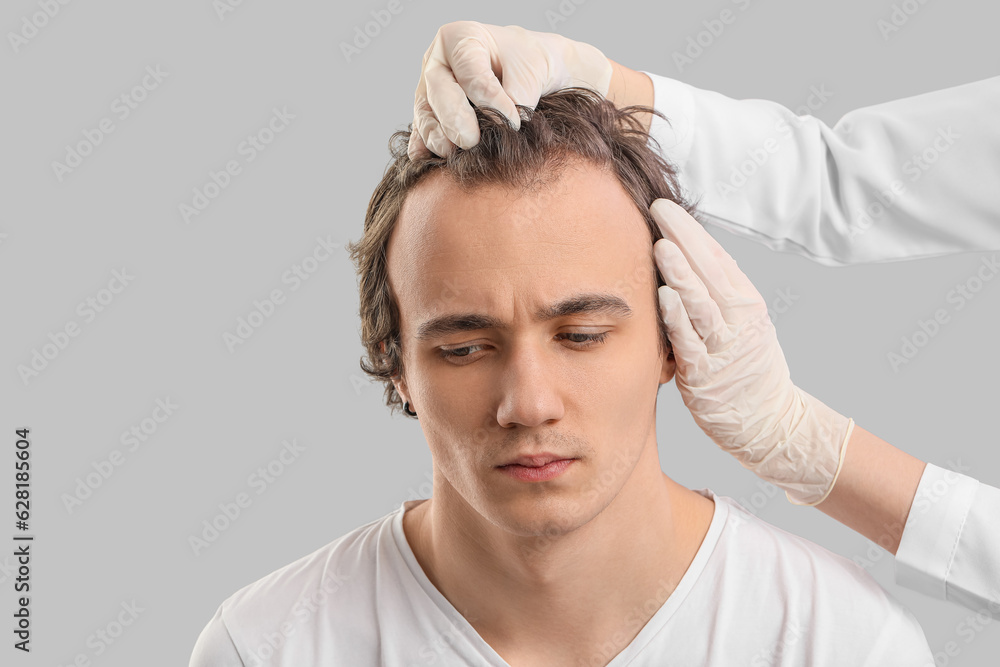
402, 435, 715, 663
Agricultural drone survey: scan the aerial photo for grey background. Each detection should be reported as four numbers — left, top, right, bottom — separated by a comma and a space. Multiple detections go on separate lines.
2, 0, 998, 664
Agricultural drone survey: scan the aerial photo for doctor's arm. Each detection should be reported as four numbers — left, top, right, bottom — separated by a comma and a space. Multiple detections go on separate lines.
642, 71, 1000, 266
412, 22, 1000, 266
819, 424, 1000, 612
650, 199, 1000, 614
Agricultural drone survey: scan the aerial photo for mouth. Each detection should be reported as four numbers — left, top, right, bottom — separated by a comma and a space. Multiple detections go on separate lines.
496, 455, 577, 482
496, 453, 574, 468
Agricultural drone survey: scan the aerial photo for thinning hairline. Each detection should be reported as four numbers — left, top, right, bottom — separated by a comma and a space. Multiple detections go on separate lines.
413, 150, 611, 197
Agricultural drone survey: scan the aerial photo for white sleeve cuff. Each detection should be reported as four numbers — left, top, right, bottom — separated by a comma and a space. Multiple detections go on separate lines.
895, 462, 979, 601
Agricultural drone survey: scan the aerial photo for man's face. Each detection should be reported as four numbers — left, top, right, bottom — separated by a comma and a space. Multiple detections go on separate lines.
387, 160, 675, 538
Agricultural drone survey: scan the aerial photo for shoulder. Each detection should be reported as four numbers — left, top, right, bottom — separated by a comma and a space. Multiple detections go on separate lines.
189, 508, 398, 666
715, 494, 880, 590
224, 512, 384, 612
708, 494, 933, 665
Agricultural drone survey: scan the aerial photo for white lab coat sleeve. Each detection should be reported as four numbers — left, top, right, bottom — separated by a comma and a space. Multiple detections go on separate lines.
895, 462, 1000, 613
642, 72, 1000, 266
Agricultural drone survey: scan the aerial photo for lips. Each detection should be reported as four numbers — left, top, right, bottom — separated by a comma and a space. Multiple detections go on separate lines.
498, 458, 575, 482
498, 454, 573, 468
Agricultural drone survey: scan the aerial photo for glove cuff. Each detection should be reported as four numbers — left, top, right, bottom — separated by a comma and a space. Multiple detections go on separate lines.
733, 386, 853, 505
784, 417, 854, 506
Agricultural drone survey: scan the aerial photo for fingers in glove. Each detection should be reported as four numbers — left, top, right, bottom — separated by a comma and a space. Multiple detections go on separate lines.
447, 34, 521, 130
424, 61, 489, 149
408, 78, 433, 160
657, 283, 707, 368
411, 72, 456, 158
650, 199, 760, 322
654, 238, 729, 352
407, 125, 430, 161
421, 63, 475, 155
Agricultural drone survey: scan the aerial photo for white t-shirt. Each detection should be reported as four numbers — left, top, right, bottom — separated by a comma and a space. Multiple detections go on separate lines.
189, 490, 932, 666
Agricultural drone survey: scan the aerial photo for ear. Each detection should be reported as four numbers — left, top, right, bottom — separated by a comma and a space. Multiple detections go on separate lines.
392, 374, 411, 405
383, 340, 412, 405
658, 342, 676, 386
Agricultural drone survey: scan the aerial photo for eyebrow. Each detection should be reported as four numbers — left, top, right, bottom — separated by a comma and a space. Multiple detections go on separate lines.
414, 293, 633, 341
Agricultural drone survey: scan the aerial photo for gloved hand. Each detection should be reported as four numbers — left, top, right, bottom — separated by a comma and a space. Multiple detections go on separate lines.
408, 21, 613, 160
650, 199, 855, 506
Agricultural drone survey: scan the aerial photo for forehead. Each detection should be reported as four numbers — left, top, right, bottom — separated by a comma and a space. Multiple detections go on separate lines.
386, 162, 655, 331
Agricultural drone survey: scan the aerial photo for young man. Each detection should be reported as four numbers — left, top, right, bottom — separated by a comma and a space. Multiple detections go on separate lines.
189, 90, 932, 666
409, 21, 1000, 617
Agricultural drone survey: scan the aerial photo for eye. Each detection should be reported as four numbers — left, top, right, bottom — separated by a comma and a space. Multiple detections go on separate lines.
438, 332, 610, 365
557, 332, 609, 346
439, 344, 485, 359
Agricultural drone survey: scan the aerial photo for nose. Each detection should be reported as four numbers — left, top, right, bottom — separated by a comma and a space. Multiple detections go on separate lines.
495, 339, 565, 429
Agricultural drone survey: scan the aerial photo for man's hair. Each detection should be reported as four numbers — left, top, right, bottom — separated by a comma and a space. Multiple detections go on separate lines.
347, 88, 697, 416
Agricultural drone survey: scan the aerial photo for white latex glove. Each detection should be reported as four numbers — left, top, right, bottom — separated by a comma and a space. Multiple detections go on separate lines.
650, 199, 855, 506
408, 21, 613, 160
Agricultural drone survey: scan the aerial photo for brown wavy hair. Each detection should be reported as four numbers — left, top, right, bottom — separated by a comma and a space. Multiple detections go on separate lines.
347, 88, 697, 417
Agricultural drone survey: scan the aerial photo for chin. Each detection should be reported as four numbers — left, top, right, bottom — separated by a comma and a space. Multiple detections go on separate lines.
487, 495, 594, 540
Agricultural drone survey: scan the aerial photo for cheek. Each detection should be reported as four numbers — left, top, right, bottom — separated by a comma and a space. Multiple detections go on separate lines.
407, 355, 480, 417
557, 341, 660, 438
604, 321, 665, 403
406, 359, 497, 456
